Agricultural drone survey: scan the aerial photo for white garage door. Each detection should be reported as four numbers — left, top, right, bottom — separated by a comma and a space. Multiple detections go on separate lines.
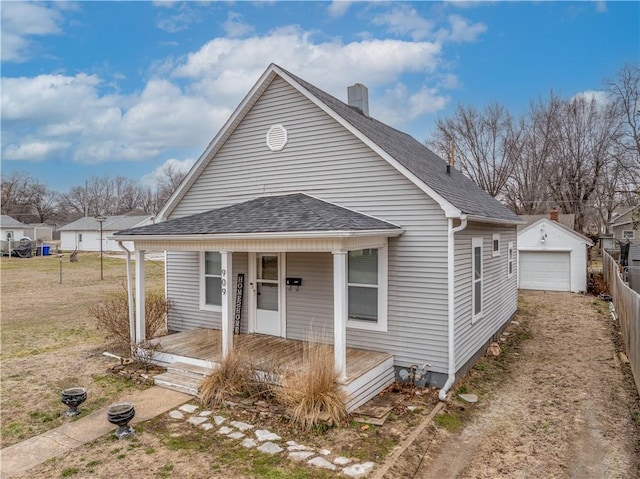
519, 251, 571, 291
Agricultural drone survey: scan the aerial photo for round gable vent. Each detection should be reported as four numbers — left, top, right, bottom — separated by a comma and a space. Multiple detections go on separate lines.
266, 124, 288, 152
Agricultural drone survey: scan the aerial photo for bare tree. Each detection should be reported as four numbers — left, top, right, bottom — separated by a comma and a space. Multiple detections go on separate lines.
503, 95, 560, 214
430, 102, 518, 197
0, 171, 57, 222
546, 95, 624, 232
607, 63, 640, 160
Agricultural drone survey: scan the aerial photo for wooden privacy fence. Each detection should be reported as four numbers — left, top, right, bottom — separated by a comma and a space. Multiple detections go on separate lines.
603, 250, 640, 394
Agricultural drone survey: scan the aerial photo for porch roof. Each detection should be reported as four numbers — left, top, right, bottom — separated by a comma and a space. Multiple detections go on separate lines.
113, 193, 403, 241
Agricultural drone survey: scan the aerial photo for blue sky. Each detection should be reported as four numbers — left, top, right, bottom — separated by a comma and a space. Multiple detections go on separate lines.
1, 1, 638, 193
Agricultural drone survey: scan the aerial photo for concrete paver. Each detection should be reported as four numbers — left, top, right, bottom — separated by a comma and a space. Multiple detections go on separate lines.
0, 387, 191, 478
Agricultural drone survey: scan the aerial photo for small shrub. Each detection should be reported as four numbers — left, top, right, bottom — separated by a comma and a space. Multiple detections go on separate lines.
275, 339, 349, 430
61, 468, 79, 477
89, 283, 170, 351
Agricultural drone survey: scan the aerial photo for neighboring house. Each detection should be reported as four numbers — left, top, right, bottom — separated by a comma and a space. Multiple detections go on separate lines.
610, 206, 639, 248
0, 215, 28, 255
518, 214, 593, 293
24, 224, 54, 243
60, 215, 153, 252
114, 64, 522, 408
0, 215, 27, 242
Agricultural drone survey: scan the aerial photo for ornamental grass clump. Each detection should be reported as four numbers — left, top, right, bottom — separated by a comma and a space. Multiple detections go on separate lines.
199, 347, 253, 407
276, 339, 349, 430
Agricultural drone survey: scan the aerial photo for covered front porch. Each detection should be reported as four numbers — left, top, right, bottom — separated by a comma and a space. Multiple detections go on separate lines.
149, 329, 395, 411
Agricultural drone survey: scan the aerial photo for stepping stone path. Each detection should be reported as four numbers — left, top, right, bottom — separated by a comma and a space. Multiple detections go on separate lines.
168, 402, 376, 477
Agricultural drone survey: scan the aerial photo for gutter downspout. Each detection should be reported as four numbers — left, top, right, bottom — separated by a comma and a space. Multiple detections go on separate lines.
439, 216, 468, 401
117, 241, 136, 349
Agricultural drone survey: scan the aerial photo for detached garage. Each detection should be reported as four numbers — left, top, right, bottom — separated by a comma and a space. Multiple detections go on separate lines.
518, 218, 593, 293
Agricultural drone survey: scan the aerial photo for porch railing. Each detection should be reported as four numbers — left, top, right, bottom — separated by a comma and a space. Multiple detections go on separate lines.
603, 250, 640, 395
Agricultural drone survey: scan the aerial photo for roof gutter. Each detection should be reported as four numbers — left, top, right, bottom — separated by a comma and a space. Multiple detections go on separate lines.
463, 214, 526, 226
440, 215, 468, 401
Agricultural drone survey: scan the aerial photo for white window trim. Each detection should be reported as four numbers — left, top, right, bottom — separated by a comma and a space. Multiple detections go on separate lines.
200, 251, 222, 312
622, 230, 635, 239
347, 244, 388, 332
492, 233, 501, 257
507, 241, 514, 278
472, 237, 483, 324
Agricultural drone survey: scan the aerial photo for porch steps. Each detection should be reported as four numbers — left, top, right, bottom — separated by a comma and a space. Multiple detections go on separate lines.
153, 361, 214, 396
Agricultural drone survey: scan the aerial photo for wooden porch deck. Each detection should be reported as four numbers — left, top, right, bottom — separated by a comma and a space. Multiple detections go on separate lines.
149, 329, 392, 389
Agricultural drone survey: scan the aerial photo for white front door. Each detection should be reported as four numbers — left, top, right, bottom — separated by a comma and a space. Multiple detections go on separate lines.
255, 253, 281, 336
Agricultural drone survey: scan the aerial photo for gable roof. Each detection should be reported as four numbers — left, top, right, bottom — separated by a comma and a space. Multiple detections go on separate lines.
159, 64, 520, 226
610, 206, 639, 228
0, 215, 28, 228
59, 215, 152, 232
518, 213, 575, 231
115, 193, 402, 238
518, 218, 594, 246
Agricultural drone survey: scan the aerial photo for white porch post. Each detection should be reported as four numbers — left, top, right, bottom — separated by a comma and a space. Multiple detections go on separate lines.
221, 251, 234, 359
134, 249, 146, 343
333, 250, 348, 382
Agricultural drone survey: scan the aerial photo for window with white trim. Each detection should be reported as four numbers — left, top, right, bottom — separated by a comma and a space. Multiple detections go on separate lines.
201, 251, 222, 310
507, 241, 514, 278
347, 247, 387, 331
492, 233, 500, 257
472, 238, 483, 323
623, 230, 635, 239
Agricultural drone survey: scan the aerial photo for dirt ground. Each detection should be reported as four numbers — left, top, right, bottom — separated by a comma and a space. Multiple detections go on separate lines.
389, 291, 640, 479
2, 256, 639, 478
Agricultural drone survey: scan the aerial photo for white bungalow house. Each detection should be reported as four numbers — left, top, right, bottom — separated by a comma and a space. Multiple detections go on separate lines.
60, 215, 153, 252
518, 216, 593, 293
113, 64, 523, 409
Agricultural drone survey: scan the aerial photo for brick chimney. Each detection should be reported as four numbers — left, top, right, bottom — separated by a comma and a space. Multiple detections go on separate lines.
550, 208, 559, 221
347, 83, 369, 115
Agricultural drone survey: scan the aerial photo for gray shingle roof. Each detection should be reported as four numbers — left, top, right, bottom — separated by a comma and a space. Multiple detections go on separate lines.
0, 215, 28, 228
115, 193, 400, 236
280, 66, 519, 223
59, 215, 151, 232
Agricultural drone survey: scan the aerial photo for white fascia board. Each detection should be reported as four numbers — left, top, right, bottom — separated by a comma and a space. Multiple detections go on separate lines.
109, 228, 404, 242
272, 66, 462, 220
157, 66, 279, 220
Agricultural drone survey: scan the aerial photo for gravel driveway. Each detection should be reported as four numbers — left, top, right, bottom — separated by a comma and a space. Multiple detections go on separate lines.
418, 290, 639, 479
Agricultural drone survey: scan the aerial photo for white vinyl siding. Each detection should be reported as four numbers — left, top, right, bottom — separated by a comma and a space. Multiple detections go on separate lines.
166, 251, 248, 333
165, 77, 450, 373
454, 225, 518, 372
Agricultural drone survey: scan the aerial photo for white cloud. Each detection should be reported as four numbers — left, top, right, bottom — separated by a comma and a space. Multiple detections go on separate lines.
372, 5, 434, 41
572, 90, 611, 111
156, 5, 202, 33
440, 14, 487, 43
328, 1, 353, 18
595, 1, 607, 13
140, 158, 196, 187
2, 25, 453, 169
1, 2, 64, 62
3, 141, 71, 161
222, 12, 255, 38
376, 83, 450, 126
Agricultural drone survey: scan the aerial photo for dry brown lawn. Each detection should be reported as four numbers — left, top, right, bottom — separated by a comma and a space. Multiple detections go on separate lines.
0, 253, 165, 447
